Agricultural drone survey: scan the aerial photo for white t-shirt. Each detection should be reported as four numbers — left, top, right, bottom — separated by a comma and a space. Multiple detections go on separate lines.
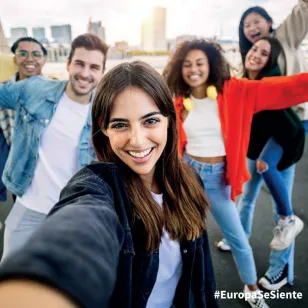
146, 193, 183, 308
18, 93, 90, 214
183, 95, 226, 157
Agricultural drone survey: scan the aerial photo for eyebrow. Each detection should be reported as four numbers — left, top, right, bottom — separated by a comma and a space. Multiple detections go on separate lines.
109, 111, 162, 123
183, 58, 206, 62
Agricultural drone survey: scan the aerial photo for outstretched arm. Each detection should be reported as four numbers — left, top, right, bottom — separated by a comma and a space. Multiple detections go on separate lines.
0, 280, 77, 308
0, 167, 124, 308
253, 73, 308, 113
0, 81, 25, 110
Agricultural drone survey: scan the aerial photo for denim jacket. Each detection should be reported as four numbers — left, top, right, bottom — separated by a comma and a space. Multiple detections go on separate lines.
0, 163, 218, 308
0, 76, 96, 196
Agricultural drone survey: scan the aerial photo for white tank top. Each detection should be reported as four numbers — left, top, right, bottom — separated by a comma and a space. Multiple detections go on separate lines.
183, 95, 226, 157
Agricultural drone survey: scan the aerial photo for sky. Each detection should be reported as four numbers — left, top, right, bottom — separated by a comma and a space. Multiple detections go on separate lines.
1, 0, 299, 45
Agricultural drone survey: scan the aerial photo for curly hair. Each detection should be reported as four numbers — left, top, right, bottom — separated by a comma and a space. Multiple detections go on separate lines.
162, 39, 230, 98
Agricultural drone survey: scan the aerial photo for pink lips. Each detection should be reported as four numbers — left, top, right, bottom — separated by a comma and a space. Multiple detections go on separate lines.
127, 148, 154, 164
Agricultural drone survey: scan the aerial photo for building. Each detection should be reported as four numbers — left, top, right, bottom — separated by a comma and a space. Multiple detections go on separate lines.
175, 35, 197, 46
10, 27, 28, 42
51, 24, 72, 44
114, 41, 128, 51
32, 27, 46, 43
141, 7, 167, 52
44, 43, 71, 62
88, 19, 106, 42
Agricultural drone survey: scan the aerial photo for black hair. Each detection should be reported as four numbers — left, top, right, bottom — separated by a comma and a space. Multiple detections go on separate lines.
244, 36, 282, 80
239, 6, 274, 64
11, 37, 47, 56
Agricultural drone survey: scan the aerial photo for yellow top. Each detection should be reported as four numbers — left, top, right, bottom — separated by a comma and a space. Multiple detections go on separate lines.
0, 53, 17, 82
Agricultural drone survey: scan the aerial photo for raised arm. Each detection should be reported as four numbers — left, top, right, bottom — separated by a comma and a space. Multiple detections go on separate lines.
275, 0, 308, 49
0, 81, 25, 110
0, 167, 124, 308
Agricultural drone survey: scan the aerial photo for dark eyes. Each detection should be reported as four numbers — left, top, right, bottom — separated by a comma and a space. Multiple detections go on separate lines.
145, 118, 160, 125
183, 63, 204, 68
110, 117, 160, 130
111, 123, 126, 129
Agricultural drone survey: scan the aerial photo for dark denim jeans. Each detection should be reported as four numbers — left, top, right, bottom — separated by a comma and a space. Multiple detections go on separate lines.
0, 129, 9, 202
303, 120, 308, 135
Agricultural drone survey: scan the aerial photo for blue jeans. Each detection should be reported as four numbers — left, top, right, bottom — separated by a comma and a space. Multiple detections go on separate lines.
2, 200, 47, 261
258, 137, 293, 217
235, 158, 295, 284
0, 128, 9, 202
184, 153, 257, 285
302, 120, 308, 135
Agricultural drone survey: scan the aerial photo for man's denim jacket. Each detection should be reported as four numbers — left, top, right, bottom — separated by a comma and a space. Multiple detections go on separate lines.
0, 76, 96, 196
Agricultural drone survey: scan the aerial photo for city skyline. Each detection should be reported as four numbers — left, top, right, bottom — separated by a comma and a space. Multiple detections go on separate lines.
1, 0, 299, 45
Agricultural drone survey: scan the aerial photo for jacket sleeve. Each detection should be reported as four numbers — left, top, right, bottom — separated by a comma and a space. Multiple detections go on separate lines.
0, 80, 25, 109
0, 168, 124, 308
275, 0, 308, 49
202, 232, 218, 308
249, 73, 308, 113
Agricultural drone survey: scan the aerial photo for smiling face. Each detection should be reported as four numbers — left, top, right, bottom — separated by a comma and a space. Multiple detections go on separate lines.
104, 86, 169, 186
245, 39, 271, 75
243, 12, 272, 43
14, 41, 46, 80
182, 49, 209, 94
66, 47, 104, 101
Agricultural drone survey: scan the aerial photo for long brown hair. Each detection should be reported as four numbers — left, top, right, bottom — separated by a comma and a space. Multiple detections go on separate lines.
92, 61, 209, 252
163, 39, 230, 97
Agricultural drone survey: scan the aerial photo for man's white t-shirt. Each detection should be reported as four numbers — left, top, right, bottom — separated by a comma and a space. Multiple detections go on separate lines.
18, 93, 90, 214
146, 193, 183, 308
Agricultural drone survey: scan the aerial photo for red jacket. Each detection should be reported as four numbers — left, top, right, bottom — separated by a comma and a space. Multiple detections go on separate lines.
175, 74, 308, 201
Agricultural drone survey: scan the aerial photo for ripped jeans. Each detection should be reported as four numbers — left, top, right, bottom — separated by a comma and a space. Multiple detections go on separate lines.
257, 137, 293, 217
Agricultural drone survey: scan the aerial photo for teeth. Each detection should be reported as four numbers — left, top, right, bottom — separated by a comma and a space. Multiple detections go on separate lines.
78, 80, 89, 84
25, 65, 35, 69
189, 75, 200, 80
128, 148, 152, 158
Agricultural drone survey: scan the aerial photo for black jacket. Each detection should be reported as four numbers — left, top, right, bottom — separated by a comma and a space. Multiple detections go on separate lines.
247, 108, 305, 170
246, 66, 305, 170
0, 163, 218, 308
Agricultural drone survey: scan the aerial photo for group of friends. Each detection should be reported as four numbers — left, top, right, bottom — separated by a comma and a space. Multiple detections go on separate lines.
0, 1, 308, 308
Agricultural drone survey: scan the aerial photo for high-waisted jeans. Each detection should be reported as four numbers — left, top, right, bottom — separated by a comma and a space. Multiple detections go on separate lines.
185, 153, 257, 285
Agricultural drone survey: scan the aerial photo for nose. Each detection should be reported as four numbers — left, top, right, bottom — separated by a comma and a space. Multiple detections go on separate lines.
129, 125, 145, 148
190, 64, 198, 73
26, 52, 35, 61
252, 51, 260, 60
79, 66, 91, 79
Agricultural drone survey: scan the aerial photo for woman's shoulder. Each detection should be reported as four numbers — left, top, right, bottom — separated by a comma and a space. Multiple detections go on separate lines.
54, 162, 133, 224
68, 162, 118, 185
59, 162, 119, 201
